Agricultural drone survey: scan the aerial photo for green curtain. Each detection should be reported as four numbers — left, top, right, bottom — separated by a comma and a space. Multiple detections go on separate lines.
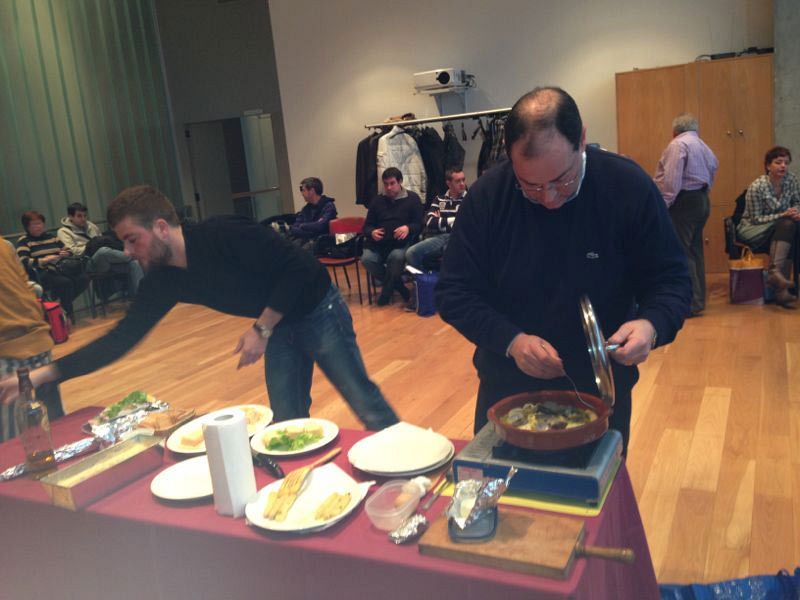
0, 0, 180, 237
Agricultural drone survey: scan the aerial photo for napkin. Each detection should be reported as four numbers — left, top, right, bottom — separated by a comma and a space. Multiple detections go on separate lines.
347, 422, 452, 473
203, 409, 257, 517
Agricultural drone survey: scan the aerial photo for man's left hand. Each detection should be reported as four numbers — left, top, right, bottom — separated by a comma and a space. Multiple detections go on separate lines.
233, 327, 269, 369
606, 319, 656, 366
394, 225, 409, 240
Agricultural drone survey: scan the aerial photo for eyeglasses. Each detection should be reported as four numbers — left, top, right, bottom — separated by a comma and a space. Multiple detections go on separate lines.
516, 172, 580, 196
515, 155, 582, 197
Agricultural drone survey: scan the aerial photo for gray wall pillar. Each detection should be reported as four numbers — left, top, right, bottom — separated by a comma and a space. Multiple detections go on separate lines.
775, 0, 800, 154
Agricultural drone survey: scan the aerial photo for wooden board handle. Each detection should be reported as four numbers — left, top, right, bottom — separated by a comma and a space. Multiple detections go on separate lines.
308, 447, 341, 469
575, 543, 635, 564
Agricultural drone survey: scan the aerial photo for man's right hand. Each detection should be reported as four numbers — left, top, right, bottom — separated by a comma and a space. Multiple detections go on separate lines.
371, 228, 385, 241
508, 334, 564, 379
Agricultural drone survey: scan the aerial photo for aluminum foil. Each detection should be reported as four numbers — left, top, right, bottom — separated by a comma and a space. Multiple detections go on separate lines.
0, 437, 102, 481
388, 513, 429, 544
446, 466, 517, 530
84, 400, 170, 445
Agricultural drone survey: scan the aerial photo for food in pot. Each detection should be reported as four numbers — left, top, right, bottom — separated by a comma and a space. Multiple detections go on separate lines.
263, 423, 324, 451
500, 401, 597, 432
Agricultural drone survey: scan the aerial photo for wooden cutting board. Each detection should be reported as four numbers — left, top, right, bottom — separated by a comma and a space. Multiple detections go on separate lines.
419, 508, 586, 580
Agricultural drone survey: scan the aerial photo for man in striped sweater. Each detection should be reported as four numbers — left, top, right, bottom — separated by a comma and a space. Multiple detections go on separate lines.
405, 168, 467, 272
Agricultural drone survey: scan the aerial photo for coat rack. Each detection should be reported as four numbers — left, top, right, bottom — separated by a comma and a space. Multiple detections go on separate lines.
364, 107, 511, 130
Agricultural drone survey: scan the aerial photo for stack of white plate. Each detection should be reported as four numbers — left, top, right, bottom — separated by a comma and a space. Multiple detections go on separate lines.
347, 422, 454, 476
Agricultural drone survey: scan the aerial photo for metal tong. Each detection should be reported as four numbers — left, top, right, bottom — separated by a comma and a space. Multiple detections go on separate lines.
252, 452, 284, 478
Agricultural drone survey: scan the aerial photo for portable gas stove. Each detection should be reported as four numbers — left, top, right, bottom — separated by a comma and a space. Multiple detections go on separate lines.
452, 423, 622, 505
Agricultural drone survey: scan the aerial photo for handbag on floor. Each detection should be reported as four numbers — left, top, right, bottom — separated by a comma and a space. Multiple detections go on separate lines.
729, 247, 767, 305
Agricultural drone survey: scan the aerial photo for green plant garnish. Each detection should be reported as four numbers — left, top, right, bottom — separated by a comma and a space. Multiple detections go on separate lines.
266, 429, 323, 451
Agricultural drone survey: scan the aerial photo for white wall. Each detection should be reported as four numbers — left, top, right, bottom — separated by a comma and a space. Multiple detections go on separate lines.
269, 0, 772, 217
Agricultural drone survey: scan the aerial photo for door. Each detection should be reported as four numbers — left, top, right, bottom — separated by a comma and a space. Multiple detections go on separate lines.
185, 114, 287, 222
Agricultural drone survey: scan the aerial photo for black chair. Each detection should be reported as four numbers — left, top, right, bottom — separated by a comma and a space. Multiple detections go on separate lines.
86, 264, 130, 318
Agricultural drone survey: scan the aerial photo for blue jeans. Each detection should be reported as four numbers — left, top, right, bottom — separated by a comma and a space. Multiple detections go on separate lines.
405, 234, 449, 269
264, 285, 398, 430
361, 246, 407, 292
89, 247, 143, 294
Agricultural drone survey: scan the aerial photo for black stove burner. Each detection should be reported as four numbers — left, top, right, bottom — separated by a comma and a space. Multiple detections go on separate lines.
491, 438, 601, 469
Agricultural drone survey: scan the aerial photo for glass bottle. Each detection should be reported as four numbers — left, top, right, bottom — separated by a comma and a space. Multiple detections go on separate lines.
14, 367, 56, 473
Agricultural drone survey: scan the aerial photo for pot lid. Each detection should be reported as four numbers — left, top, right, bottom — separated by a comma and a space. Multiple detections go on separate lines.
579, 295, 615, 408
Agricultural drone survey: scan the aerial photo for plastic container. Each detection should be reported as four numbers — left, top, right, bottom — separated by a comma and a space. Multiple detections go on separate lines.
365, 479, 421, 531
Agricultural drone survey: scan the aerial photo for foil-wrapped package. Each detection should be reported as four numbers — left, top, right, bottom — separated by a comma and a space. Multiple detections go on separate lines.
84, 399, 170, 444
446, 466, 517, 530
0, 437, 102, 481
388, 513, 429, 544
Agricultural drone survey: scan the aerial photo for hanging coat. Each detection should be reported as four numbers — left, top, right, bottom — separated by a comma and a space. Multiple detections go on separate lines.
443, 123, 466, 172
356, 131, 381, 206
376, 126, 427, 200
415, 127, 446, 205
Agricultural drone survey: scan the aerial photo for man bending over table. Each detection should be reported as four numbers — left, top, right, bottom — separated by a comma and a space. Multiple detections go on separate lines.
0, 186, 399, 431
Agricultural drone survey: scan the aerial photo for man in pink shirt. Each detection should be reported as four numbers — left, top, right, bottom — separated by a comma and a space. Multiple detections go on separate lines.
654, 114, 718, 316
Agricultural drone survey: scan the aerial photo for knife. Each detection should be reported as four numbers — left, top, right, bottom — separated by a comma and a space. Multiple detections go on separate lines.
252, 452, 284, 478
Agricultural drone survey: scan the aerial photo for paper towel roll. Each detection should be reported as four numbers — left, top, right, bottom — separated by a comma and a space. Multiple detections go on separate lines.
202, 409, 257, 517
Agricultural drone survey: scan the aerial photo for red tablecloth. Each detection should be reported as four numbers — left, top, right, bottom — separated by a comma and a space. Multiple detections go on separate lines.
0, 408, 659, 599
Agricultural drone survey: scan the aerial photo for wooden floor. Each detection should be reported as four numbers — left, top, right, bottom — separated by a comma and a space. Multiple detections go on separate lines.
56, 270, 799, 584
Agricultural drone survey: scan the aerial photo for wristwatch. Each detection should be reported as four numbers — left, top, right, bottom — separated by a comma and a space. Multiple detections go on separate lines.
252, 322, 272, 340
650, 329, 658, 350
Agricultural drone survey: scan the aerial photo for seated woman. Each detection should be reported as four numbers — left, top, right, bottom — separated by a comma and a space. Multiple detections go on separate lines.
737, 146, 800, 307
15, 210, 89, 322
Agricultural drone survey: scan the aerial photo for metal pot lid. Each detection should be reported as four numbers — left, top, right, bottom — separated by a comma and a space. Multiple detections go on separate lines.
579, 295, 615, 408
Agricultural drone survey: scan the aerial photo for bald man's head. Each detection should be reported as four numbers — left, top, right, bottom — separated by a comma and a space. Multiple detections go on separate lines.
505, 87, 583, 158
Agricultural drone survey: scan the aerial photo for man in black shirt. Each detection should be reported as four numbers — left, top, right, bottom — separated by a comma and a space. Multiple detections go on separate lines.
362, 167, 424, 306
0, 186, 398, 431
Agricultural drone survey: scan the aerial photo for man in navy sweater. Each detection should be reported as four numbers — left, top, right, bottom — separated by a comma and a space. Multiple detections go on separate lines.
0, 186, 398, 431
288, 177, 337, 252
436, 87, 691, 453
362, 167, 424, 306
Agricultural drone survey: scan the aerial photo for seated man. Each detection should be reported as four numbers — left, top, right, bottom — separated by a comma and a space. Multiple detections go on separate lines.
58, 202, 143, 294
288, 177, 337, 252
405, 168, 467, 270
361, 167, 424, 306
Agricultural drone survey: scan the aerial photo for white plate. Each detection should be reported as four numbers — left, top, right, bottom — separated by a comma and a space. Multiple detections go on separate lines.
251, 418, 339, 456
245, 463, 369, 533
166, 405, 273, 454
150, 456, 213, 501
347, 422, 454, 475
352, 443, 455, 477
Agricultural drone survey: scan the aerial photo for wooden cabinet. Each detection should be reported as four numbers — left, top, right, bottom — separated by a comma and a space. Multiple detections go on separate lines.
616, 55, 773, 273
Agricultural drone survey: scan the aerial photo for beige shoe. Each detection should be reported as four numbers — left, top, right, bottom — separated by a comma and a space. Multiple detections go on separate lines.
767, 268, 792, 291
775, 287, 798, 308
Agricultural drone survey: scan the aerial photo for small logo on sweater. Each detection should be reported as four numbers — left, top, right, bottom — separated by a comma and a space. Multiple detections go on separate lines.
586, 251, 599, 259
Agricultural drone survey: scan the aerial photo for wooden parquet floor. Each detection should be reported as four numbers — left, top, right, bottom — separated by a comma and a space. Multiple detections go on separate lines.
55, 271, 800, 583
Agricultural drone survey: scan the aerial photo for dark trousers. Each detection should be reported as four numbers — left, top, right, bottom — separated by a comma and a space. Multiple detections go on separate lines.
39, 270, 89, 317
669, 188, 710, 313
475, 378, 633, 456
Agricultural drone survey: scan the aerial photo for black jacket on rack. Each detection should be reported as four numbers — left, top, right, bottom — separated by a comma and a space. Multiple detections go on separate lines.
414, 127, 447, 206
355, 131, 382, 206
443, 123, 466, 172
